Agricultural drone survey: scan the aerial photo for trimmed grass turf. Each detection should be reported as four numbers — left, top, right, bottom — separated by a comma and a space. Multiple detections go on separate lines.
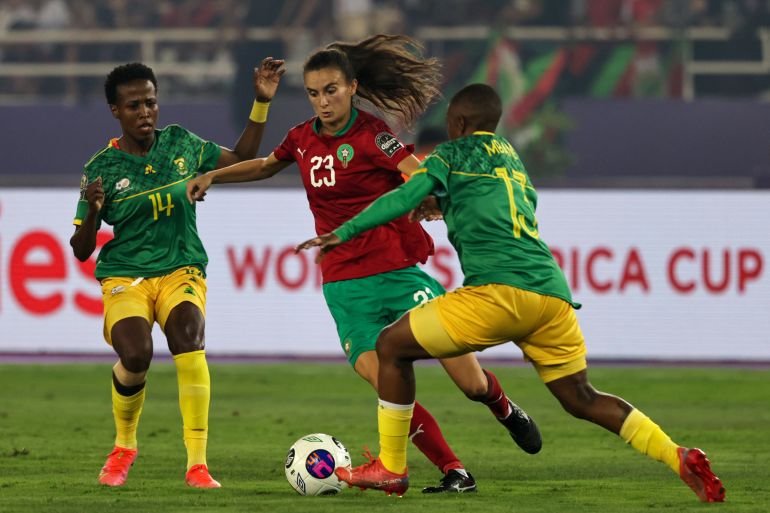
0, 363, 768, 512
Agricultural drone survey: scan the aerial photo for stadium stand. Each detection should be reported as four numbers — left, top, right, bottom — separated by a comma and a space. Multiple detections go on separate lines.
1, 0, 769, 186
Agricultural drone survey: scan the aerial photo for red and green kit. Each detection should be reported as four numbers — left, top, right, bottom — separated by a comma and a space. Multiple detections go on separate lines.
273, 108, 434, 283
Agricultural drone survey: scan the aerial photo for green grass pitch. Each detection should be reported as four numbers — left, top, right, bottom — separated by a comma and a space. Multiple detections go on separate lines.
0, 363, 768, 512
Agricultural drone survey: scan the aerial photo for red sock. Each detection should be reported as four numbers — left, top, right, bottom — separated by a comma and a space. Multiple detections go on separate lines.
481, 369, 512, 419
410, 401, 463, 474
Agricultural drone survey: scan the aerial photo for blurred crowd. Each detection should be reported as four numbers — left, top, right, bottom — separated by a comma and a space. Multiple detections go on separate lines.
4, 0, 770, 31
1, 0, 770, 101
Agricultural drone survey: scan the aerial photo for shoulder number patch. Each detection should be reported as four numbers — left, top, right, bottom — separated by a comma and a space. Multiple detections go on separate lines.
375, 132, 404, 158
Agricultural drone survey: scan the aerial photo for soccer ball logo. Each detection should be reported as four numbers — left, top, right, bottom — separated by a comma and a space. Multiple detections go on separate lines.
306, 449, 335, 479
285, 433, 351, 496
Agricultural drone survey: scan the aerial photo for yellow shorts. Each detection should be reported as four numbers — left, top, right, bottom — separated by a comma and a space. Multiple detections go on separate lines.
100, 266, 207, 345
409, 283, 587, 383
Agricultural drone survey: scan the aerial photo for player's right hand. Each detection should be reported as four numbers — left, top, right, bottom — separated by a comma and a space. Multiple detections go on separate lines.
408, 195, 443, 222
186, 174, 212, 204
254, 57, 286, 103
295, 233, 342, 264
86, 177, 104, 212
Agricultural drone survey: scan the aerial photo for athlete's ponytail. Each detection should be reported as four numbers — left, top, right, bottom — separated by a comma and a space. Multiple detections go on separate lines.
303, 34, 442, 128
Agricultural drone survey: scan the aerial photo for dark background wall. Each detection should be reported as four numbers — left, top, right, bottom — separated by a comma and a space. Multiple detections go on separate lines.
561, 98, 770, 185
2, 97, 769, 188
0, 93, 314, 186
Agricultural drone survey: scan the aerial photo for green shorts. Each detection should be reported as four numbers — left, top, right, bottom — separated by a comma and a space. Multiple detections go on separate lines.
323, 265, 446, 366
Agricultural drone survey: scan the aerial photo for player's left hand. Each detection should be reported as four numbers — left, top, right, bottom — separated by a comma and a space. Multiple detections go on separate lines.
408, 195, 443, 222
254, 57, 286, 103
295, 233, 342, 263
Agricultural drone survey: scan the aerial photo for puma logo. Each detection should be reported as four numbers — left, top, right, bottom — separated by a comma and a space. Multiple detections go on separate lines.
297, 148, 307, 159
409, 423, 425, 441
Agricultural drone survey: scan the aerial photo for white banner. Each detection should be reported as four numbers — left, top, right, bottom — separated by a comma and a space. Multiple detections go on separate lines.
0, 189, 768, 361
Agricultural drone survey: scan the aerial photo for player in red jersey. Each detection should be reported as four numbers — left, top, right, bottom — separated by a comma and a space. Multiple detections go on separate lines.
186, 35, 541, 492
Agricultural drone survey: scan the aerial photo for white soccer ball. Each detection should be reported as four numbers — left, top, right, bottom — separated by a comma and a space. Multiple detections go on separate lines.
285, 433, 351, 496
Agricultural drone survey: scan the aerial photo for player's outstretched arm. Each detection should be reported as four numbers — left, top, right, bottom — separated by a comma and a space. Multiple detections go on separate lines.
295, 172, 437, 261
186, 153, 289, 203
336, 172, 436, 240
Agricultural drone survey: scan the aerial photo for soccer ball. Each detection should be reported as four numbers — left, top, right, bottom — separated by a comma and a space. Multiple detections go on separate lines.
285, 433, 351, 496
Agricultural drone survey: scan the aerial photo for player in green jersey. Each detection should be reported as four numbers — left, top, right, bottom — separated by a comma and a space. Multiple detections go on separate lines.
70, 60, 285, 488
297, 84, 725, 502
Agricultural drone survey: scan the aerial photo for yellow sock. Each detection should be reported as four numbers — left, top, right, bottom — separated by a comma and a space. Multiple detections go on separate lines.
112, 383, 145, 450
377, 399, 414, 474
174, 350, 211, 470
619, 408, 680, 473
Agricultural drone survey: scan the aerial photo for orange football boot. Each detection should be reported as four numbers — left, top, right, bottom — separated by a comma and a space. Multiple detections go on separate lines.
98, 446, 138, 486
334, 450, 408, 497
185, 464, 221, 488
678, 447, 725, 502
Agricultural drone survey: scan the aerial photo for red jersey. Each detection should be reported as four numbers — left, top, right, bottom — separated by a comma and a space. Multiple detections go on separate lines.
273, 108, 434, 283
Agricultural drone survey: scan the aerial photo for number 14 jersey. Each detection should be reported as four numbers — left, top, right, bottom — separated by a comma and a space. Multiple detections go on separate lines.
274, 108, 434, 283
73, 125, 221, 280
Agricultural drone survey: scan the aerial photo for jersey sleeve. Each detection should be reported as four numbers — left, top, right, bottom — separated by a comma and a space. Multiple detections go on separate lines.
369, 130, 411, 172
174, 125, 221, 173
417, 146, 452, 197
198, 140, 222, 172
273, 129, 296, 162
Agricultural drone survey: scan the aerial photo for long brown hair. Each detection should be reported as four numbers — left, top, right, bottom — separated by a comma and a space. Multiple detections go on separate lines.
303, 34, 442, 128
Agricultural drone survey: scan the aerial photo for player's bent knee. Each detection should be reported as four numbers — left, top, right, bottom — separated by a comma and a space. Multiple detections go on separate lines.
177, 323, 205, 347
375, 326, 408, 363
376, 313, 429, 363
168, 333, 205, 354
375, 331, 396, 362
166, 302, 205, 344
548, 372, 598, 419
165, 313, 205, 354
118, 343, 153, 373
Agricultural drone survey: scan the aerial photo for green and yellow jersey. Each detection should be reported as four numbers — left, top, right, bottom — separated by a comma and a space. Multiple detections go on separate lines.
418, 131, 574, 304
334, 131, 576, 307
74, 124, 221, 280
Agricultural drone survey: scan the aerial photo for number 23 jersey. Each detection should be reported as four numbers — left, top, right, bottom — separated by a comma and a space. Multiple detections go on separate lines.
73, 124, 221, 280
274, 108, 434, 283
